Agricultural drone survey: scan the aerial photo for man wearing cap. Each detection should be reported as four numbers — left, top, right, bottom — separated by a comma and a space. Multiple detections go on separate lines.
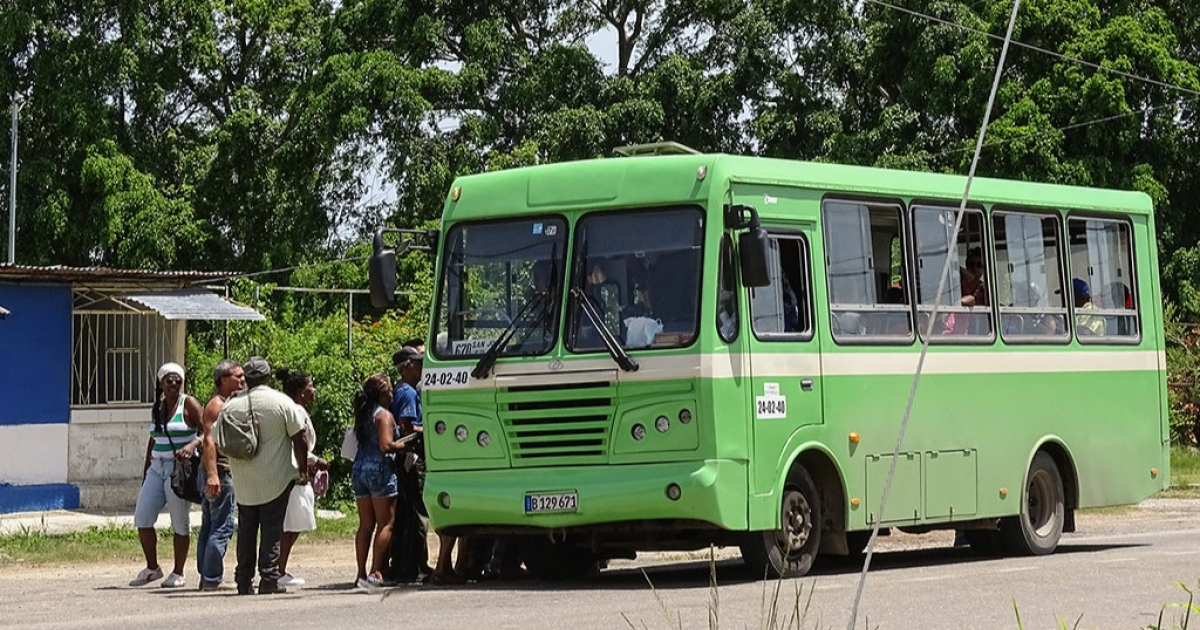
388, 345, 432, 581
218, 356, 308, 595
1073, 278, 1105, 336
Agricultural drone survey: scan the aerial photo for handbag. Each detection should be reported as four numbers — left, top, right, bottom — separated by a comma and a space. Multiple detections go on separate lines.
164, 426, 203, 504
340, 426, 358, 461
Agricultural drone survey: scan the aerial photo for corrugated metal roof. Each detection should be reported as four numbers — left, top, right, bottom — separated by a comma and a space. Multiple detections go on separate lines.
0, 264, 233, 284
124, 290, 265, 321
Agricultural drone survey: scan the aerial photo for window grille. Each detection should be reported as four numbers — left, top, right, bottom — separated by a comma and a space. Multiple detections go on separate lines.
72, 294, 177, 406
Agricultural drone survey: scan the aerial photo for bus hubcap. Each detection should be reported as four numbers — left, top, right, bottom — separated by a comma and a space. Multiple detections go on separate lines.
1027, 470, 1055, 536
780, 493, 812, 553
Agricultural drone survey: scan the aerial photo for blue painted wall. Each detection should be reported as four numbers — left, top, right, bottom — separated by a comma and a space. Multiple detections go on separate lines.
0, 284, 71, 426
0, 484, 80, 512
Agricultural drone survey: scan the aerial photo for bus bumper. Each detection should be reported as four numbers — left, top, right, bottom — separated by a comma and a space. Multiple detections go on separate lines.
424, 459, 749, 533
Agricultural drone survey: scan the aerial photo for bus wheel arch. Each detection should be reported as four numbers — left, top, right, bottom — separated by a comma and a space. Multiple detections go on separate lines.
1000, 448, 1069, 555
1035, 439, 1079, 533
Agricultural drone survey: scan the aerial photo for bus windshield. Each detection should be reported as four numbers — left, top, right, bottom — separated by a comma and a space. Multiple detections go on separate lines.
567, 207, 704, 351
433, 217, 567, 359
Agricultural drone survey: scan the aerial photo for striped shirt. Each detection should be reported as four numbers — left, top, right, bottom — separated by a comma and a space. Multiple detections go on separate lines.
150, 396, 196, 459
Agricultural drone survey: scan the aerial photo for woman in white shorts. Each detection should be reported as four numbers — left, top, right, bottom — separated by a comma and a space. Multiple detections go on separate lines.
129, 362, 203, 588
276, 368, 327, 588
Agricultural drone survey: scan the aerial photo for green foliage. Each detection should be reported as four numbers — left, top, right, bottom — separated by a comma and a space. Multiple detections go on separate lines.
186, 251, 433, 503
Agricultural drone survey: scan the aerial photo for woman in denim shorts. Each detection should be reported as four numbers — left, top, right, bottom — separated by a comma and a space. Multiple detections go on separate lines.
351, 373, 409, 588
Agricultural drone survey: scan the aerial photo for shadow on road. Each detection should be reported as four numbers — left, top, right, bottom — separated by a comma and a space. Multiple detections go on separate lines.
415, 540, 1145, 593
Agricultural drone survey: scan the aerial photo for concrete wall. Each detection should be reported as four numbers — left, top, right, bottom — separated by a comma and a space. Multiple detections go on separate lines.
69, 406, 153, 510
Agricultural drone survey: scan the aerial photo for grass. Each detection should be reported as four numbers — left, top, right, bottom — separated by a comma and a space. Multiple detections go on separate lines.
1170, 446, 1200, 488
0, 513, 355, 567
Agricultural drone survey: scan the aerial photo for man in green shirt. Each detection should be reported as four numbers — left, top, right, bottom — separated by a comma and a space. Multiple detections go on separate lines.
220, 356, 308, 595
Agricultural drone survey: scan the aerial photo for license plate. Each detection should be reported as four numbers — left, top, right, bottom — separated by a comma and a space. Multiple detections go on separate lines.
524, 491, 578, 514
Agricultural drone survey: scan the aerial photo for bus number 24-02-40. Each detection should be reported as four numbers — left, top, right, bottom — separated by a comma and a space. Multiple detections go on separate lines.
423, 368, 470, 389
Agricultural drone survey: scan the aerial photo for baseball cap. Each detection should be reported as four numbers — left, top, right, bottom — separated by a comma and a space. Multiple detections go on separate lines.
1072, 278, 1090, 298
243, 356, 271, 379
393, 346, 424, 366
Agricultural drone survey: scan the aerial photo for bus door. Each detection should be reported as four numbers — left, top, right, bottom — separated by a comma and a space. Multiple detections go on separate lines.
745, 226, 824, 496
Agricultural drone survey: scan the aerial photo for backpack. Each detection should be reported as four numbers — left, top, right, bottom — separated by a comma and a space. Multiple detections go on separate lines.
215, 390, 260, 459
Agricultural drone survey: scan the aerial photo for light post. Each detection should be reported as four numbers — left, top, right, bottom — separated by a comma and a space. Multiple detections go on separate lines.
8, 94, 25, 265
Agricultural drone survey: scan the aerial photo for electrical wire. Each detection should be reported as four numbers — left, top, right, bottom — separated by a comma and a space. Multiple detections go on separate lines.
847, 2, 1023, 628
863, 0, 1200, 99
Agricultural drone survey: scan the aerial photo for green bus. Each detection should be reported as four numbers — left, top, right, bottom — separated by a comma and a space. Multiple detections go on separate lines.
373, 146, 1168, 578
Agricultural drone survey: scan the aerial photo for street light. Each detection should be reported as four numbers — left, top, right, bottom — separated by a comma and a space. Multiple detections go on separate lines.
8, 93, 25, 265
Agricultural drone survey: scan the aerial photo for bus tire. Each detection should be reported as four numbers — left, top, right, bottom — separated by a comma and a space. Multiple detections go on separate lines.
1000, 452, 1065, 555
522, 539, 599, 580
740, 466, 822, 579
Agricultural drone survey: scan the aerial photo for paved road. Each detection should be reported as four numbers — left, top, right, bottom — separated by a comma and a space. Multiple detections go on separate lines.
2, 500, 1198, 630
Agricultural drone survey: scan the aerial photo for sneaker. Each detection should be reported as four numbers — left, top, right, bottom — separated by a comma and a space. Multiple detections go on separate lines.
129, 566, 164, 587
355, 575, 383, 591
198, 580, 226, 591
277, 574, 305, 588
161, 573, 186, 588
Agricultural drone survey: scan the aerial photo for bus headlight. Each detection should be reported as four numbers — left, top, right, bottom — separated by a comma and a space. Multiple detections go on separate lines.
679, 409, 691, 424
477, 431, 491, 447
435, 421, 447, 435
455, 425, 468, 442
655, 416, 670, 432
631, 424, 647, 440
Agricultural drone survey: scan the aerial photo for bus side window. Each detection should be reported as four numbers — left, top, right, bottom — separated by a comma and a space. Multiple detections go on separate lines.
1067, 217, 1139, 343
993, 210, 1069, 341
717, 234, 739, 342
822, 199, 912, 343
911, 205, 992, 340
749, 235, 810, 338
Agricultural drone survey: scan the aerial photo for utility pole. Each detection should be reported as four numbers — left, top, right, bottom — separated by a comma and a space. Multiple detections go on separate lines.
8, 95, 24, 265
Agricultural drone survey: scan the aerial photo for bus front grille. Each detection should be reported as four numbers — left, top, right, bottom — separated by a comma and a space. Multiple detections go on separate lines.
499, 381, 614, 465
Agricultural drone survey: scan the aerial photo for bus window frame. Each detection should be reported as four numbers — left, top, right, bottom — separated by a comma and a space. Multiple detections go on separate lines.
1065, 212, 1142, 346
990, 206, 1072, 346
563, 204, 707, 355
431, 214, 571, 362
821, 194, 916, 347
908, 201, 996, 346
749, 229, 815, 343
716, 233, 740, 344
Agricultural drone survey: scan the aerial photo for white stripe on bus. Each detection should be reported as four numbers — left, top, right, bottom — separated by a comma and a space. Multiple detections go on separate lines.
431, 350, 1161, 389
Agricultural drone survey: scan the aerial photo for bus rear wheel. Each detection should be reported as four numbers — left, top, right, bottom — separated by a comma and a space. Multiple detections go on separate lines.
1000, 452, 1065, 555
740, 466, 822, 579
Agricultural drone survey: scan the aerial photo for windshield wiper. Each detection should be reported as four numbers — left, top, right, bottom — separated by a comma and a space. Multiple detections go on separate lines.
571, 287, 638, 372
470, 292, 549, 379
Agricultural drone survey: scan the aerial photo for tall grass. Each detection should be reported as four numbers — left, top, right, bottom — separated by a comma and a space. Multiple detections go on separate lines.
1171, 446, 1200, 488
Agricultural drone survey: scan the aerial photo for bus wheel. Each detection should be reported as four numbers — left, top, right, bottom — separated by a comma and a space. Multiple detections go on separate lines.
1000, 452, 1065, 555
523, 539, 599, 580
740, 466, 822, 579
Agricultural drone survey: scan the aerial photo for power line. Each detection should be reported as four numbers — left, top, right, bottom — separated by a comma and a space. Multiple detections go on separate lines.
864, 0, 1200, 99
928, 98, 1193, 159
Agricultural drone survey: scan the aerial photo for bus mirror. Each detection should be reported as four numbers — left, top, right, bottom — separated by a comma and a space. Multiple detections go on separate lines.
739, 228, 770, 288
368, 230, 398, 308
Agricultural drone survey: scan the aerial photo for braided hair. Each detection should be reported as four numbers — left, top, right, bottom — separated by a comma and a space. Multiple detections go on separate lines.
275, 367, 311, 402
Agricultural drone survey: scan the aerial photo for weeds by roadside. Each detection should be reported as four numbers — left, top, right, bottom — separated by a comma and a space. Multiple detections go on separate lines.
0, 514, 354, 566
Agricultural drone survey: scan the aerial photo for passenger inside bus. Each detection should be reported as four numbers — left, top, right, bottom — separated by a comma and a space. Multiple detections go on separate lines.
1073, 278, 1105, 336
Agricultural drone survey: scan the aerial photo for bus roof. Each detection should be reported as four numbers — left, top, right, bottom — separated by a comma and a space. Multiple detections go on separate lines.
443, 153, 1153, 222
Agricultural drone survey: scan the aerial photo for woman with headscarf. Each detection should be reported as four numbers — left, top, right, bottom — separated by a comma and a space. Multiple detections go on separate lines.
276, 368, 327, 588
129, 362, 203, 588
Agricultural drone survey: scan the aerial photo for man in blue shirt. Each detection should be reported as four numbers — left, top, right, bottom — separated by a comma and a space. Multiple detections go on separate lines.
388, 345, 430, 581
